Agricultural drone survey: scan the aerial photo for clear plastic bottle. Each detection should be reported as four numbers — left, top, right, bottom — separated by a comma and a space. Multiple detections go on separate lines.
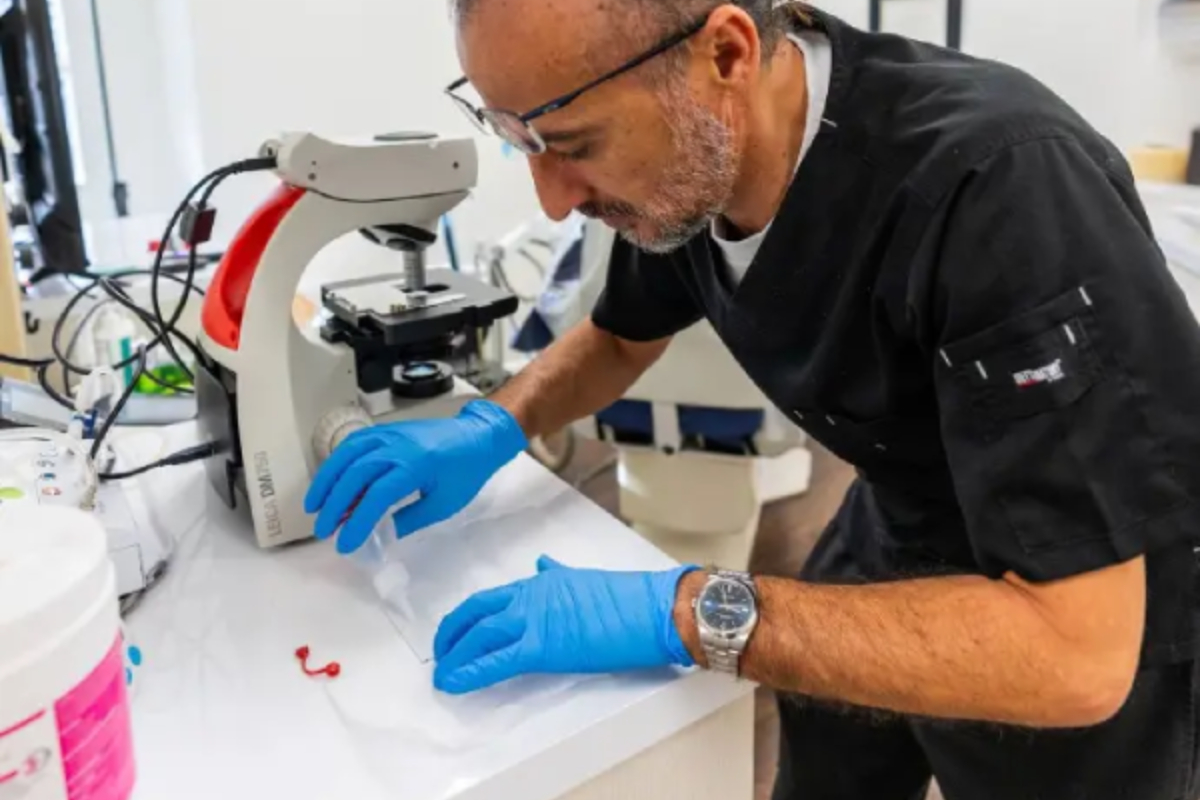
90, 306, 137, 389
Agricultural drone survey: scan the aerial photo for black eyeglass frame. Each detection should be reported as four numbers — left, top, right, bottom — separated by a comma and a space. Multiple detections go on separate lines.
446, 12, 712, 154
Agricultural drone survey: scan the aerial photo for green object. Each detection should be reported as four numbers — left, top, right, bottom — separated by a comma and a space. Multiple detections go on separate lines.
134, 364, 194, 395
0, 487, 26, 500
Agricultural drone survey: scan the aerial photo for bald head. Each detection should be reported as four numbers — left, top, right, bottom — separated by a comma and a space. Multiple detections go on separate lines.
452, 0, 804, 251
452, 0, 786, 78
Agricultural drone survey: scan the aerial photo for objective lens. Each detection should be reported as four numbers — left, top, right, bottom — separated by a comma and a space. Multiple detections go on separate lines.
403, 362, 440, 381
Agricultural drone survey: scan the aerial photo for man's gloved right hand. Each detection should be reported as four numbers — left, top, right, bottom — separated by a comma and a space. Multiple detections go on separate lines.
303, 399, 528, 554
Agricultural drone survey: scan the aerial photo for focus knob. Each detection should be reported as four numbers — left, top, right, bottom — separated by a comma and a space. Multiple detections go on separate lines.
312, 404, 373, 463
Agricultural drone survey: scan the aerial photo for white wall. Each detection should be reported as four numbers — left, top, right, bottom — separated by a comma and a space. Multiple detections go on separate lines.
57, 0, 186, 226
962, 0, 1200, 150
1132, 2, 1200, 148
966, 0, 1143, 147
59, 0, 542, 280
173, 0, 541, 280
816, 0, 1200, 150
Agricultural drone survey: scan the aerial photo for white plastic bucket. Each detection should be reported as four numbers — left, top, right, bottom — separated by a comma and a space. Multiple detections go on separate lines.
0, 505, 134, 800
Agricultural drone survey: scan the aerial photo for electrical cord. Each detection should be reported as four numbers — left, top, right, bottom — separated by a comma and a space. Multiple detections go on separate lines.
100, 441, 218, 481
1, 156, 278, 626
36, 362, 75, 410
150, 156, 277, 383
60, 297, 113, 391
14, 158, 278, 389
0, 352, 54, 368
48, 270, 202, 392
3, 155, 275, 482
32, 268, 203, 383
89, 343, 147, 461
94, 277, 202, 391
81, 157, 273, 473
35, 269, 197, 388
5, 154, 275, 384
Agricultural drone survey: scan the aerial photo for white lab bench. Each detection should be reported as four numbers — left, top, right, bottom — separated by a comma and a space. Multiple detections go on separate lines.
117, 424, 755, 800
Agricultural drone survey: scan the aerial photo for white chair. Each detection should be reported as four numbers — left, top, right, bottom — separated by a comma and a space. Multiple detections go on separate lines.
564, 221, 812, 570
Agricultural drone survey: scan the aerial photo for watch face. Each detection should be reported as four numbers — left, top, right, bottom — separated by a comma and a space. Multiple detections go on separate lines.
699, 579, 755, 633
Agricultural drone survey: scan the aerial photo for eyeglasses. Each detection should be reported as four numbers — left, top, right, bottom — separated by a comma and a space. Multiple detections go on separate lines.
446, 12, 712, 155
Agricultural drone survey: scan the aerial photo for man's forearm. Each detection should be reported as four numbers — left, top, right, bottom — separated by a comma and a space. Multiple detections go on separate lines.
673, 563, 1143, 728
489, 319, 669, 439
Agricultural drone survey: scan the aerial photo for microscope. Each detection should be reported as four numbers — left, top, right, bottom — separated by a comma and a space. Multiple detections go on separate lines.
195, 132, 517, 548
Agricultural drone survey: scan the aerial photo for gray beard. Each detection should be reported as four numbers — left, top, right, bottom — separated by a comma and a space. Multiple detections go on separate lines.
620, 216, 711, 255
617, 90, 739, 255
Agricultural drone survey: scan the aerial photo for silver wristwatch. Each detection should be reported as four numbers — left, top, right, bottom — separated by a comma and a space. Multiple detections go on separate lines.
692, 568, 759, 677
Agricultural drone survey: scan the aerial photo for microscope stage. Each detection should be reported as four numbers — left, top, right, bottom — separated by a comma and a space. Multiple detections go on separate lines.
326, 282, 465, 317
320, 268, 518, 348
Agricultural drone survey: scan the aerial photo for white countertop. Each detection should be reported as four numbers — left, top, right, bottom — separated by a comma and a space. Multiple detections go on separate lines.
119, 425, 751, 800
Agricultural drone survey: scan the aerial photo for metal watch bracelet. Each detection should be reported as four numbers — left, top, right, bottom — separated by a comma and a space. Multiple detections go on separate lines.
697, 568, 758, 678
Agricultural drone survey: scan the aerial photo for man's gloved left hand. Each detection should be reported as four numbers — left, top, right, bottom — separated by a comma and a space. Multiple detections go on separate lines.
433, 556, 699, 694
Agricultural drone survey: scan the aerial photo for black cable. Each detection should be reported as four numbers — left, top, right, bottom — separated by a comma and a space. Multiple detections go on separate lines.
49, 269, 206, 380
146, 185, 211, 381
5, 156, 273, 383
50, 276, 111, 371
97, 267, 208, 294
172, 159, 273, 323
60, 297, 112, 392
46, 270, 200, 380
95, 277, 204, 389
49, 276, 140, 374
89, 343, 147, 461
100, 441, 218, 481
3, 156, 275, 429
9, 263, 204, 416
0, 352, 54, 368
51, 281, 192, 396
150, 156, 277, 384
36, 363, 75, 410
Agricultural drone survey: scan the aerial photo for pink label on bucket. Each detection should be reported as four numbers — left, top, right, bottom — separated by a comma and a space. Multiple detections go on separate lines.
53, 637, 135, 800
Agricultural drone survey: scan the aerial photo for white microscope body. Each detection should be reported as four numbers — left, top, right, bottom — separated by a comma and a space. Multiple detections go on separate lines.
196, 133, 516, 548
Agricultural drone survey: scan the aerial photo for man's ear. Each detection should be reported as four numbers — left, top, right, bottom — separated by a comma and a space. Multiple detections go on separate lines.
703, 4, 761, 86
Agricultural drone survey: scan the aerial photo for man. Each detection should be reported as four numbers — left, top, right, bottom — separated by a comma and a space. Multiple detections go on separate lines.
304, 2, 1200, 798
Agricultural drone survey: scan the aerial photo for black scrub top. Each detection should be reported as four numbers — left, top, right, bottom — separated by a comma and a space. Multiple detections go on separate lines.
592, 8, 1200, 667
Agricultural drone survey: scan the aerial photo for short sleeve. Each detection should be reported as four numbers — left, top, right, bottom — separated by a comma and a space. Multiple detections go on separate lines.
927, 136, 1200, 582
590, 235, 703, 341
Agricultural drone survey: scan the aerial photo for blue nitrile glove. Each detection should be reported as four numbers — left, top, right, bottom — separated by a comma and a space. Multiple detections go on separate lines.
432, 556, 699, 694
303, 399, 527, 554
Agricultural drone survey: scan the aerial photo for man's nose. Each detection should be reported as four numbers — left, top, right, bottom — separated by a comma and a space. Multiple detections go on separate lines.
528, 156, 589, 222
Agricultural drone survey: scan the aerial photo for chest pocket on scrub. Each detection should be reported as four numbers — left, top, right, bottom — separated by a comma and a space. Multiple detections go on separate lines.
939, 286, 1104, 442
935, 286, 1126, 555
